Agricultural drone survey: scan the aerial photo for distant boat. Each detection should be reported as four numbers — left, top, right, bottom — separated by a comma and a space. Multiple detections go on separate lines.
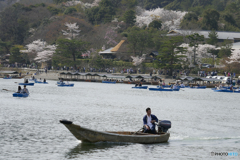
13, 93, 29, 97
19, 83, 34, 86
214, 89, 240, 93
57, 83, 74, 87
60, 120, 170, 144
3, 77, 12, 79
186, 86, 206, 89
149, 88, 179, 91
132, 86, 148, 89
102, 81, 116, 84
35, 80, 48, 84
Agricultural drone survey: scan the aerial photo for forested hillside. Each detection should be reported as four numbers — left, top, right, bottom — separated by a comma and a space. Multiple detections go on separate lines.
0, 0, 240, 73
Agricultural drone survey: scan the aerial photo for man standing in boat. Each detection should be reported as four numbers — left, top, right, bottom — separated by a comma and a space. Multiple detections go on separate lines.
143, 108, 158, 134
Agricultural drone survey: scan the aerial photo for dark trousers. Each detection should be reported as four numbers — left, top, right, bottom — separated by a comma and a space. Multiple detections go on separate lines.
143, 126, 156, 134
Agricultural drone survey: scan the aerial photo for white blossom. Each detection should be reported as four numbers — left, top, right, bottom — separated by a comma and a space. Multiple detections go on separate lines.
179, 43, 217, 65
131, 54, 146, 66
135, 7, 187, 31
64, 0, 101, 8
226, 49, 240, 63
62, 22, 81, 40
21, 39, 56, 63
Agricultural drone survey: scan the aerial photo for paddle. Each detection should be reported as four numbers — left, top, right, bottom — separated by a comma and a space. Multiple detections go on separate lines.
132, 127, 144, 135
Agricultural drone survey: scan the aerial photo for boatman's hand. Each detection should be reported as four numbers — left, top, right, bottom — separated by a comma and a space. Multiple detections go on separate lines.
145, 125, 150, 130
151, 120, 156, 123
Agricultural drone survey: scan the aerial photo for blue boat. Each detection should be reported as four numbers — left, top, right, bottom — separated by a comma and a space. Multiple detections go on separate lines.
13, 93, 29, 97
35, 80, 48, 84
186, 86, 206, 89
149, 88, 179, 91
102, 81, 116, 84
57, 81, 65, 85
19, 83, 34, 86
214, 89, 240, 93
57, 83, 74, 87
3, 77, 12, 79
132, 86, 148, 89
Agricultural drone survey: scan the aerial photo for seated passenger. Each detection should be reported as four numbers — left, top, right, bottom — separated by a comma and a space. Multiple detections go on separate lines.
135, 83, 138, 87
24, 79, 29, 83
21, 85, 29, 94
17, 86, 22, 93
43, 79, 46, 83
143, 108, 158, 134
139, 83, 142, 87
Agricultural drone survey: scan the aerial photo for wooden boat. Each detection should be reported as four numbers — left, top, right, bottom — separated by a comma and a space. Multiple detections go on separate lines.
102, 81, 116, 84
149, 88, 179, 91
19, 83, 34, 86
13, 92, 29, 97
132, 86, 148, 89
57, 83, 74, 87
60, 120, 170, 144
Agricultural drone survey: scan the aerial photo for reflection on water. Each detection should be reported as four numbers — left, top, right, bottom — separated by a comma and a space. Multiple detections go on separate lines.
66, 142, 128, 159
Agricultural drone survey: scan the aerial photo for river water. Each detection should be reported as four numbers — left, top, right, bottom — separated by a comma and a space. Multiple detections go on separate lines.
0, 79, 239, 160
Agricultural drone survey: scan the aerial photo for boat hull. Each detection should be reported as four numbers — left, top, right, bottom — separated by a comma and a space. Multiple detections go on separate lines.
3, 77, 12, 79
149, 88, 179, 91
214, 89, 240, 93
60, 121, 170, 144
35, 80, 48, 84
19, 83, 34, 86
13, 93, 29, 97
132, 86, 148, 89
57, 84, 74, 87
102, 81, 116, 84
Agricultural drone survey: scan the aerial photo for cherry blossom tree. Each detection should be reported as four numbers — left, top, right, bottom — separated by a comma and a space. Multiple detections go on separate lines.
131, 54, 146, 66
21, 39, 56, 63
64, 0, 101, 8
226, 49, 240, 64
179, 43, 217, 66
104, 27, 118, 47
135, 7, 187, 31
62, 22, 81, 40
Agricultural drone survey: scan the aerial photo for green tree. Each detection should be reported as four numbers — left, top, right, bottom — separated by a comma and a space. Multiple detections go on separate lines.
0, 40, 12, 55
9, 47, 22, 63
86, 0, 115, 24
148, 20, 162, 29
207, 30, 218, 45
53, 0, 69, 4
123, 10, 136, 26
154, 36, 186, 76
55, 39, 88, 68
201, 9, 220, 30
218, 40, 232, 58
127, 27, 153, 56
121, 0, 138, 8
186, 33, 204, 65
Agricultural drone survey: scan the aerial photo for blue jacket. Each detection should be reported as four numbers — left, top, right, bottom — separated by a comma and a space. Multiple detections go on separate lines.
143, 114, 158, 129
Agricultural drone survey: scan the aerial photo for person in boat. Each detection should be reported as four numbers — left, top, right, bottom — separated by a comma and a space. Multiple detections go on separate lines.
43, 79, 46, 83
21, 85, 29, 94
180, 82, 185, 88
135, 83, 138, 87
139, 83, 142, 87
17, 86, 22, 93
24, 79, 29, 83
173, 84, 177, 89
32, 76, 35, 80
197, 83, 200, 87
230, 84, 233, 91
143, 108, 158, 134
162, 81, 165, 86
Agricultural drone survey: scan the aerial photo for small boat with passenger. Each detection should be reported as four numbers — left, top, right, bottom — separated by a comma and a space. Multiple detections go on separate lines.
13, 92, 29, 97
35, 80, 48, 84
60, 120, 171, 144
214, 89, 240, 93
57, 83, 74, 87
132, 86, 148, 89
149, 88, 179, 91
